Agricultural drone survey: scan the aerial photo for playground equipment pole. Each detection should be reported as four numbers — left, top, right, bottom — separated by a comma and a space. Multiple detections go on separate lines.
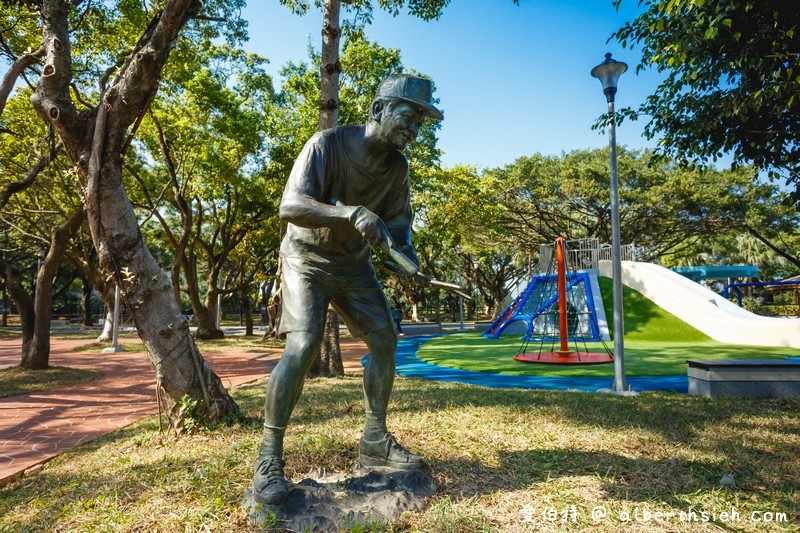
592, 53, 629, 392
555, 238, 571, 355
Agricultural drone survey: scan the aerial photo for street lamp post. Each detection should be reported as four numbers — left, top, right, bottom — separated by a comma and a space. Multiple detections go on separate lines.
591, 53, 629, 392
456, 247, 464, 331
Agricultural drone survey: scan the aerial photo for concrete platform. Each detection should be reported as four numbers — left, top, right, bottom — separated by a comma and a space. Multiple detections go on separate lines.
687, 359, 800, 398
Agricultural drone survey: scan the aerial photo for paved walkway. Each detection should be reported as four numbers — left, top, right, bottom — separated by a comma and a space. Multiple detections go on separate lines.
0, 335, 368, 485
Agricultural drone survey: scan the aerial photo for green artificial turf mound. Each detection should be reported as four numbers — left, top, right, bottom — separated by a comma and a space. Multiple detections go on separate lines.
597, 277, 710, 342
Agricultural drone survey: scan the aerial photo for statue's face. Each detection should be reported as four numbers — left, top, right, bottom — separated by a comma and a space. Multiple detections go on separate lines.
378, 102, 426, 150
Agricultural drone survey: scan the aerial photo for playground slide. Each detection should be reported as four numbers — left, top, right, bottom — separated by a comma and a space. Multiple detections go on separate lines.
598, 260, 800, 349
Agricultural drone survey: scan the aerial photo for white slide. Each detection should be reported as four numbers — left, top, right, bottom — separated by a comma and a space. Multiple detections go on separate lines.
598, 260, 800, 349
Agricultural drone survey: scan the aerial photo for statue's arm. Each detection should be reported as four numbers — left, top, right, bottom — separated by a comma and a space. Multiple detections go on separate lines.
280, 194, 356, 228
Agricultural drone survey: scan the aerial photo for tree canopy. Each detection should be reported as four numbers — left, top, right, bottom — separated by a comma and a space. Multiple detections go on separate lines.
612, 0, 800, 203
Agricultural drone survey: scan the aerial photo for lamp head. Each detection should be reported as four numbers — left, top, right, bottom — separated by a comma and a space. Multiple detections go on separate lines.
591, 53, 628, 103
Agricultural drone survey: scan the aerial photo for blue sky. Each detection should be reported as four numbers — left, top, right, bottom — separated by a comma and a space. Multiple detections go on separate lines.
241, 1, 663, 169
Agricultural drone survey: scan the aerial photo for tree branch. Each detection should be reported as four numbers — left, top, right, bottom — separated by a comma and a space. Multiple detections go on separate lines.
0, 144, 60, 210
104, 0, 203, 148
0, 45, 45, 118
30, 0, 81, 148
744, 224, 800, 270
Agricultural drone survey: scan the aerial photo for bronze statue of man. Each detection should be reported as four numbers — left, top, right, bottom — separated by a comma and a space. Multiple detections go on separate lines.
252, 74, 443, 505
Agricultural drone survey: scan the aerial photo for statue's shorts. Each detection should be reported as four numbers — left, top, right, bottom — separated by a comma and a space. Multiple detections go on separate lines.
278, 256, 393, 339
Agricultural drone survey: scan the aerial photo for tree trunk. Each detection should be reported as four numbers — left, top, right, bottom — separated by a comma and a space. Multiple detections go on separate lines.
2, 262, 34, 358
96, 306, 114, 342
320, 0, 344, 131
195, 287, 224, 339
95, 286, 115, 342
21, 207, 85, 370
241, 285, 254, 336
90, 159, 235, 421
307, 310, 343, 378
81, 275, 93, 326
30, 0, 238, 425
315, 0, 348, 375
184, 252, 224, 339
409, 301, 419, 323
1, 282, 7, 327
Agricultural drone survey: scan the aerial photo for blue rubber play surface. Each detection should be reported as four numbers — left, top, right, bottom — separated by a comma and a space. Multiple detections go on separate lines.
363, 334, 688, 393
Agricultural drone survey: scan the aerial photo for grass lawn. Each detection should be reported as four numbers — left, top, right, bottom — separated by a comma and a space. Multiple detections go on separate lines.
1, 375, 798, 531
415, 333, 798, 377
419, 277, 799, 378
0, 366, 102, 398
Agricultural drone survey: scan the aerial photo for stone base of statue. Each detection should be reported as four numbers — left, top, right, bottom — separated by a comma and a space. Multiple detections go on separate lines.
243, 463, 437, 531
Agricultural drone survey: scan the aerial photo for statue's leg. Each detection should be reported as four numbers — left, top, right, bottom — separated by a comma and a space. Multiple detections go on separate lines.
261, 331, 323, 454
253, 330, 322, 504
361, 325, 398, 440
359, 326, 425, 471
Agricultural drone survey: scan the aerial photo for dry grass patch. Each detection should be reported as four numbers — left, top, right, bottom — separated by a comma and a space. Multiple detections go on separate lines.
1, 376, 798, 531
0, 366, 102, 398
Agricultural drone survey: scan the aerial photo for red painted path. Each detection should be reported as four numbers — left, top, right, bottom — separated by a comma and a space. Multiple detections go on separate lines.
0, 335, 368, 485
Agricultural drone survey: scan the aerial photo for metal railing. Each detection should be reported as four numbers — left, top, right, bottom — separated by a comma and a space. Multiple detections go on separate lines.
538, 238, 638, 274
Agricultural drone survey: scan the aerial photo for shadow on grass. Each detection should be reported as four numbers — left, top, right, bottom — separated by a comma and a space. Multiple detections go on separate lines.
432, 448, 798, 514
289, 375, 800, 448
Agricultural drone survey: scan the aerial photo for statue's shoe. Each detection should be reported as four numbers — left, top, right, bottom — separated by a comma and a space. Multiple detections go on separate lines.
253, 455, 288, 504
359, 432, 426, 471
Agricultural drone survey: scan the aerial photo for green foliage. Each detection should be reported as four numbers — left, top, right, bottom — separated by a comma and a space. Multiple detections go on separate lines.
0, 1, 248, 100
279, 0, 451, 29
0, 91, 86, 290
128, 37, 281, 311
487, 147, 783, 262
176, 394, 205, 434
612, 0, 800, 202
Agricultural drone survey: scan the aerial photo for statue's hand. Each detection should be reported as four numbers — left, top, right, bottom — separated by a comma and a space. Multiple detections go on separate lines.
350, 206, 389, 246
385, 260, 413, 282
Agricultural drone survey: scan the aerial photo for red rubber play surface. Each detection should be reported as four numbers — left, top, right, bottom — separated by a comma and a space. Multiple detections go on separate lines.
513, 351, 614, 364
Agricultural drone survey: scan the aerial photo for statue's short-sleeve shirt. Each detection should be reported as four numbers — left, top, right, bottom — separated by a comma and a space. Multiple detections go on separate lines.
280, 125, 412, 276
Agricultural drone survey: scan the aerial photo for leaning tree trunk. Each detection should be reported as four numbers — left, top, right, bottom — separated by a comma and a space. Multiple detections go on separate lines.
30, 0, 238, 424
21, 207, 85, 370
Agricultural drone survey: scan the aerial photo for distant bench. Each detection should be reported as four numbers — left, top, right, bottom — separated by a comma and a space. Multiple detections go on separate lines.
687, 359, 800, 398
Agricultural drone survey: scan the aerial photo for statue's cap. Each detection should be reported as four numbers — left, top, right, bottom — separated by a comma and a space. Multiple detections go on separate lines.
375, 74, 443, 120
